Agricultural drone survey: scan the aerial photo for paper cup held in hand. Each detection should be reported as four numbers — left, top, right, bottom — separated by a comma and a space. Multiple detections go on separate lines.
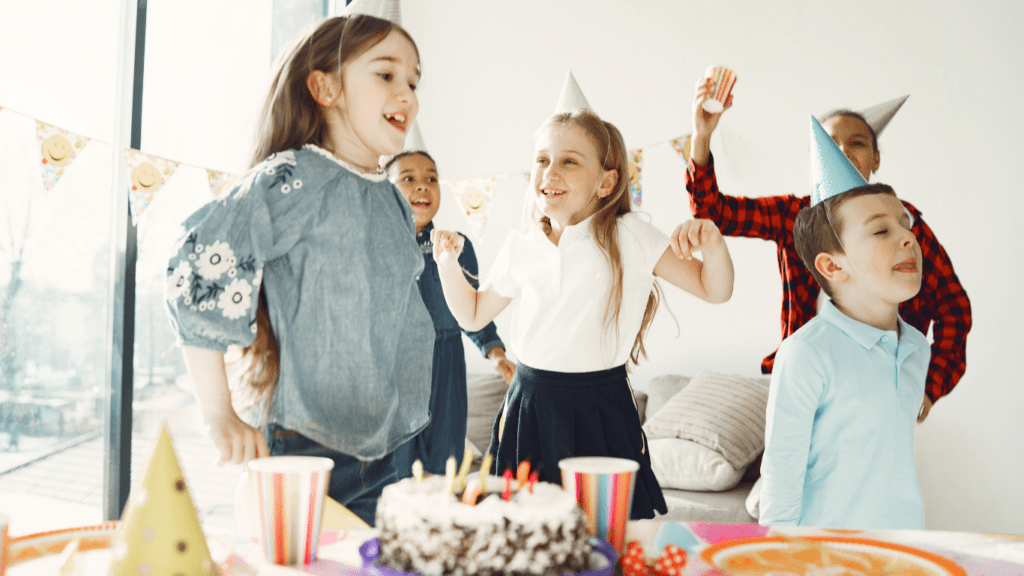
701, 66, 737, 114
247, 456, 334, 566
559, 456, 639, 557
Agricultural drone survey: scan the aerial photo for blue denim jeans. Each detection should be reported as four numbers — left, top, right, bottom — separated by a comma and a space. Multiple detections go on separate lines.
265, 424, 397, 526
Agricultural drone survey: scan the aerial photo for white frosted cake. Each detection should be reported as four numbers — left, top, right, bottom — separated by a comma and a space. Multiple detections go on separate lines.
375, 476, 593, 576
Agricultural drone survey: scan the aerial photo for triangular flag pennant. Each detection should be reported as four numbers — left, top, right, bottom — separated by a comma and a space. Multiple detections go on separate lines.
809, 116, 868, 206
670, 134, 692, 162
858, 94, 909, 136
109, 425, 218, 575
339, 0, 401, 24
628, 149, 643, 209
206, 169, 237, 200
444, 176, 496, 243
404, 121, 428, 152
555, 71, 591, 113
36, 120, 90, 191
124, 149, 180, 224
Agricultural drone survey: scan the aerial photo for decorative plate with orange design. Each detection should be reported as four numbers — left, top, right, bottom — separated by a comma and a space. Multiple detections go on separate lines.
6, 523, 119, 574
700, 536, 966, 576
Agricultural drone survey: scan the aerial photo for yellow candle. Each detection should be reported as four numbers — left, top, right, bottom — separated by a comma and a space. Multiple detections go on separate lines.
479, 453, 493, 493
456, 446, 474, 491
412, 459, 424, 483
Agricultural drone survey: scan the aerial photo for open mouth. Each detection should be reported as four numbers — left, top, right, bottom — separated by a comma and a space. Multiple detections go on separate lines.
540, 188, 565, 197
385, 112, 408, 132
409, 198, 431, 208
893, 257, 918, 272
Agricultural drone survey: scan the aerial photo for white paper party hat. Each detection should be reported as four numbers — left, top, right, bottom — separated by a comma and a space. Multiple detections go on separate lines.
810, 116, 869, 206
404, 121, 428, 152
555, 71, 591, 113
858, 94, 909, 136
340, 0, 401, 25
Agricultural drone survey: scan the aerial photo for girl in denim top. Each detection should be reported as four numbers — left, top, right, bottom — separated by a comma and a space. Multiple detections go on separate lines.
431, 106, 735, 519
164, 16, 433, 525
385, 150, 515, 478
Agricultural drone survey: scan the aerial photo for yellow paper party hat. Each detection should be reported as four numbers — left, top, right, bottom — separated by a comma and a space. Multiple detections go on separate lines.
108, 425, 218, 575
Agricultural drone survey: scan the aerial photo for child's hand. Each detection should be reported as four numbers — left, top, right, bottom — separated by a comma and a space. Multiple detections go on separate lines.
670, 219, 724, 260
487, 346, 516, 385
203, 412, 270, 465
692, 77, 733, 140
917, 396, 933, 423
431, 229, 465, 265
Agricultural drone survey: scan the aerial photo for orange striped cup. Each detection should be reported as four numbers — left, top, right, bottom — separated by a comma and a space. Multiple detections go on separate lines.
248, 456, 334, 566
559, 457, 639, 557
701, 66, 738, 114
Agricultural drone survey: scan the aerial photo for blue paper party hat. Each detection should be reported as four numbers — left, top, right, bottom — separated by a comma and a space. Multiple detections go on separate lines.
809, 115, 868, 206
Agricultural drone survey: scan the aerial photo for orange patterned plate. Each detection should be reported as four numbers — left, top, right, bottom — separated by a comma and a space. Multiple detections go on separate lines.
6, 523, 119, 574
701, 535, 967, 576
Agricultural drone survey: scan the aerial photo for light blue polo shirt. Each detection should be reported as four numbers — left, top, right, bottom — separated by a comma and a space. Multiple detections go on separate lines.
760, 300, 928, 529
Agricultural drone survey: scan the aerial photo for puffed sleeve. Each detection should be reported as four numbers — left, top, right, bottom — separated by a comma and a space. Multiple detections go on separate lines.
163, 149, 316, 352
620, 213, 671, 274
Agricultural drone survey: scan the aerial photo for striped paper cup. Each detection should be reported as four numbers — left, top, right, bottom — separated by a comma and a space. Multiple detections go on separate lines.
701, 66, 738, 114
559, 457, 639, 557
247, 456, 334, 566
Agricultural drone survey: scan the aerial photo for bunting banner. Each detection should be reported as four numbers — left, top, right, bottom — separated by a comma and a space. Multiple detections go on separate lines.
36, 120, 90, 191
628, 148, 643, 209
124, 149, 180, 224
444, 176, 496, 242
670, 134, 692, 162
206, 169, 237, 199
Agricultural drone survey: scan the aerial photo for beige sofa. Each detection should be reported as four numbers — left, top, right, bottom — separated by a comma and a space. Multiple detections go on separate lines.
466, 372, 763, 524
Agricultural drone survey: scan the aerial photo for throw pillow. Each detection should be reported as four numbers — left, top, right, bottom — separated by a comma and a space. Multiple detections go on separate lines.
645, 374, 692, 420
465, 373, 508, 454
746, 476, 763, 520
648, 438, 744, 492
642, 369, 770, 470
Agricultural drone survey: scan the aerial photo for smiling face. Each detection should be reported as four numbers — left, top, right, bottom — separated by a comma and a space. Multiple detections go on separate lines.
389, 153, 440, 232
823, 115, 880, 181
833, 193, 922, 307
42, 135, 73, 167
333, 30, 419, 169
131, 162, 162, 192
531, 122, 613, 230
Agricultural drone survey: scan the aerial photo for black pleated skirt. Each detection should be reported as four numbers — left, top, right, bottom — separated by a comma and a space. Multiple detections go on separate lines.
486, 362, 667, 519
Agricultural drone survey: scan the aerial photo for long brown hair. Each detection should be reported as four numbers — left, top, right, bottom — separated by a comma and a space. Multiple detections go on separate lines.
234, 15, 420, 420
527, 110, 661, 366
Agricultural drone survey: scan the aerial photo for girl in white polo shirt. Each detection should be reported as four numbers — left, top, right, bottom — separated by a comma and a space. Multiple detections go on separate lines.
432, 107, 734, 519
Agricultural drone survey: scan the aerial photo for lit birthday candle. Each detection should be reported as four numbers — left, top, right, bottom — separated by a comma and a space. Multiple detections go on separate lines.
445, 455, 457, 493
502, 469, 513, 501
412, 459, 424, 483
479, 453, 493, 493
461, 479, 482, 506
528, 472, 538, 493
456, 446, 473, 491
516, 460, 531, 491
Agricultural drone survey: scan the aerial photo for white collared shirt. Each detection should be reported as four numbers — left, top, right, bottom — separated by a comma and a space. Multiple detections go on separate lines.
485, 212, 669, 372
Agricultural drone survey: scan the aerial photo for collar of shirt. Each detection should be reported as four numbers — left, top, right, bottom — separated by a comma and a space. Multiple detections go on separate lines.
818, 299, 918, 353
523, 214, 596, 248
417, 221, 434, 245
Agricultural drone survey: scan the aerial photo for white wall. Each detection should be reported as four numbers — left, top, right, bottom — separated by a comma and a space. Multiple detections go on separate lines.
402, 0, 1024, 535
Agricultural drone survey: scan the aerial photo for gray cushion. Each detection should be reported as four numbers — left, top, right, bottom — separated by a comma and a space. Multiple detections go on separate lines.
643, 370, 770, 470
655, 482, 758, 523
465, 373, 508, 455
646, 374, 692, 420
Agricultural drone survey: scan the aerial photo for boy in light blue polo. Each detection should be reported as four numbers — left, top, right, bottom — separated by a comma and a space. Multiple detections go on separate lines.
758, 117, 928, 529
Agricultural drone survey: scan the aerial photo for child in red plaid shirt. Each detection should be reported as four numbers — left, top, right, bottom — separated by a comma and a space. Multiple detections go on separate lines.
685, 76, 971, 421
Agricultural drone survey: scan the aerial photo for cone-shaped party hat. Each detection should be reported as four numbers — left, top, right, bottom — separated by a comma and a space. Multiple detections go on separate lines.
108, 425, 217, 576
555, 71, 592, 113
339, 0, 401, 25
809, 116, 869, 207
404, 121, 428, 152
858, 94, 909, 136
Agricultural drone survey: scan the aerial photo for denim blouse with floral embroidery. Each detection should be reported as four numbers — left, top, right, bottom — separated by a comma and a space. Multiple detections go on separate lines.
164, 145, 434, 460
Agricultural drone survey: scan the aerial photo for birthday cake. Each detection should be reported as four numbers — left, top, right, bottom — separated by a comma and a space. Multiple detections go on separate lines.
375, 475, 593, 576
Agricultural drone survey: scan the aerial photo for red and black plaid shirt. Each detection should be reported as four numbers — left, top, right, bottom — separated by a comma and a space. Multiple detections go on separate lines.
686, 154, 971, 402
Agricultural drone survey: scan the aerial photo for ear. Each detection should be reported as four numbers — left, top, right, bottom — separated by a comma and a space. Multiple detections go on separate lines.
596, 168, 618, 198
306, 71, 340, 107
870, 149, 881, 174
814, 252, 848, 282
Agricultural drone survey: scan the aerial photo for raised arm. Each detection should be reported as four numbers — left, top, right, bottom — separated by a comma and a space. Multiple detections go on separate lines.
432, 229, 513, 333
654, 219, 734, 303
687, 78, 800, 244
457, 237, 516, 384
